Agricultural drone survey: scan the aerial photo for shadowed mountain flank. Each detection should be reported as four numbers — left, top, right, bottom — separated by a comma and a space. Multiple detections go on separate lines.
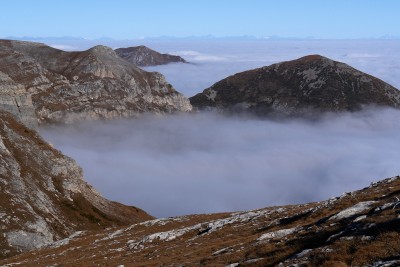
190, 55, 400, 116
0, 110, 152, 259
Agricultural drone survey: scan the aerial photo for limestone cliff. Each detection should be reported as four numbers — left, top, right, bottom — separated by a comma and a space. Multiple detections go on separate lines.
0, 40, 192, 125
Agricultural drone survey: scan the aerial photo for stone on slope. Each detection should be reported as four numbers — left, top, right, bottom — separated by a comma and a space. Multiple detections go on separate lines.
1, 175, 399, 266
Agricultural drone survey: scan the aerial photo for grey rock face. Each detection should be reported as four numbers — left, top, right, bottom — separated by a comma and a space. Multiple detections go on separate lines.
0, 71, 37, 129
115, 45, 187, 66
190, 55, 400, 116
0, 111, 152, 258
0, 40, 191, 125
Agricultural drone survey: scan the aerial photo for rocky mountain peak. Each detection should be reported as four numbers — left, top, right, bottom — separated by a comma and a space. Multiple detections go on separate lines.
86, 45, 119, 58
274, 54, 355, 74
134, 45, 151, 51
293, 54, 326, 62
88, 44, 114, 52
0, 39, 192, 125
190, 55, 400, 116
115, 45, 187, 66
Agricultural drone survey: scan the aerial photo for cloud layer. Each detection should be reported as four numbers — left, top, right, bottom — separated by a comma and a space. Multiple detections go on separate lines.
41, 109, 400, 218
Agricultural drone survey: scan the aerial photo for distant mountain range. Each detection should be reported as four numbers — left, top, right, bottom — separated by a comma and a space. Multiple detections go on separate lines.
4, 35, 400, 41
190, 55, 400, 116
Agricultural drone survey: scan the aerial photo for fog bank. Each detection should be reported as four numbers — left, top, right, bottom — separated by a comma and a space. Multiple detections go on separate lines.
41, 109, 400, 217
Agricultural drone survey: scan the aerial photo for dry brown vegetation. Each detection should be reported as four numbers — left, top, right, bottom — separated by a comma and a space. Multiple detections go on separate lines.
0, 175, 399, 266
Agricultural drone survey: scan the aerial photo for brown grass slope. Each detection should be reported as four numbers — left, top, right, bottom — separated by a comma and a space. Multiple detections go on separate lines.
1, 175, 399, 267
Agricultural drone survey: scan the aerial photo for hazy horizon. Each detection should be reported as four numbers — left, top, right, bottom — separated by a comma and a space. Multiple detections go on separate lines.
1, 1, 399, 39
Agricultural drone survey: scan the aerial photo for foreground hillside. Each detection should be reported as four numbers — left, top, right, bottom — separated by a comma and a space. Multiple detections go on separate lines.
0, 110, 152, 259
0, 40, 191, 125
190, 55, 400, 116
1, 175, 399, 266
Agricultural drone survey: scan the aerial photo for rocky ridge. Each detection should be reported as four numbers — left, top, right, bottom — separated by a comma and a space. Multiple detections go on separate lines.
0, 40, 191, 125
190, 55, 400, 116
115, 45, 187, 66
0, 110, 152, 259
1, 175, 399, 266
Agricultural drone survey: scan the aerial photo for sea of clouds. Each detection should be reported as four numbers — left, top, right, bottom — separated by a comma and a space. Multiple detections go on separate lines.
41, 40, 400, 217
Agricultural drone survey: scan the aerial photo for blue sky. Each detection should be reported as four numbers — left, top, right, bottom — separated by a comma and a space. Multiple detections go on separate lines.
1, 0, 399, 39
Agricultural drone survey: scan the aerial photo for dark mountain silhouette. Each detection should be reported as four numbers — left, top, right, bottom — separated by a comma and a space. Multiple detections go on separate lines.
190, 55, 400, 116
